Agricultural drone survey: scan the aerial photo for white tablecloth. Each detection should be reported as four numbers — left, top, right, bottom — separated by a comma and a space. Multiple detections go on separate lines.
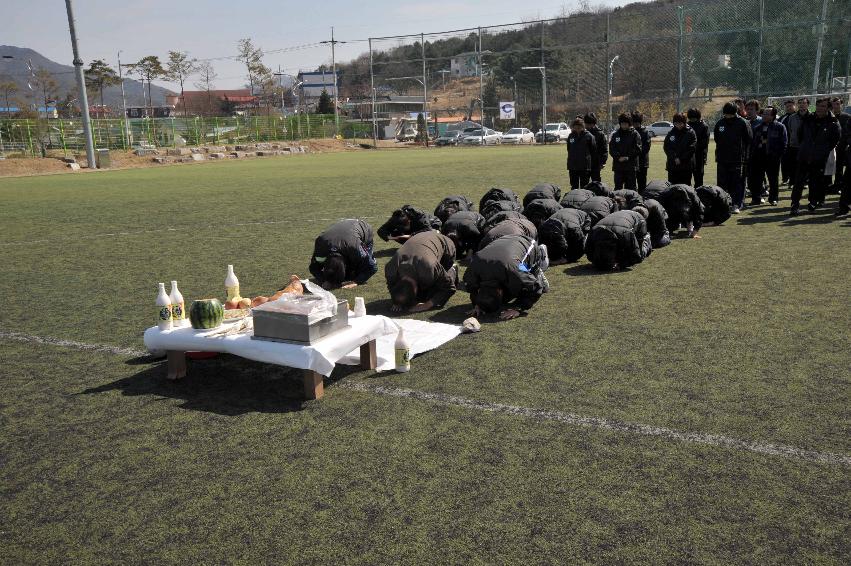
143, 315, 398, 377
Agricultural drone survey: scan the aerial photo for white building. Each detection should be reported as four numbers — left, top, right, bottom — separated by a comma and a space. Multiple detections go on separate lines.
297, 71, 340, 101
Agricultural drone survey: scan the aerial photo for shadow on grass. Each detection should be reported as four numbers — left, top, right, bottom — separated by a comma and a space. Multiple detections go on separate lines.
737, 208, 839, 226
428, 304, 473, 325
563, 263, 631, 276
373, 248, 397, 258
80, 355, 367, 415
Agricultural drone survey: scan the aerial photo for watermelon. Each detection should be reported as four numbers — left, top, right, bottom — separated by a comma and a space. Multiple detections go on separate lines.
189, 299, 224, 329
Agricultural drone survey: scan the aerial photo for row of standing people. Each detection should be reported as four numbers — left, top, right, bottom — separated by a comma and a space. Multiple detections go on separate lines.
307, 179, 730, 321
565, 97, 851, 217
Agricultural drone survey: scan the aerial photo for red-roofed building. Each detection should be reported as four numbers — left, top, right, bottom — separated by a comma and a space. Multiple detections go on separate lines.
165, 89, 258, 116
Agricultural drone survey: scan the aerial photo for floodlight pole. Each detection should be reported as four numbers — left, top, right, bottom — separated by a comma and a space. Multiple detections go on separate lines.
607, 55, 619, 135
64, 0, 96, 167
522, 66, 546, 145
421, 32, 428, 147
811, 0, 829, 93
320, 28, 343, 135
117, 51, 131, 146
369, 38, 377, 148
478, 26, 484, 145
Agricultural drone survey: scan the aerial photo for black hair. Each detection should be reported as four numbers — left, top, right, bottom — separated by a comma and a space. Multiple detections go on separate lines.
584, 112, 598, 125
390, 278, 418, 309
321, 254, 347, 286
613, 195, 627, 211
474, 286, 503, 313
571, 117, 585, 128
631, 111, 644, 124
722, 102, 737, 115
672, 112, 687, 124
763, 106, 778, 118
589, 234, 619, 270
618, 112, 632, 126
687, 108, 701, 120
745, 99, 760, 112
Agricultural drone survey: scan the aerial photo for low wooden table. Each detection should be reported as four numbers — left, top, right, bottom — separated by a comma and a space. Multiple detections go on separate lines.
165, 339, 376, 399
144, 315, 395, 400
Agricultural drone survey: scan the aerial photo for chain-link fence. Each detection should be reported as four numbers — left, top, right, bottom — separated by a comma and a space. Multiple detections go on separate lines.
0, 114, 370, 157
362, 0, 850, 134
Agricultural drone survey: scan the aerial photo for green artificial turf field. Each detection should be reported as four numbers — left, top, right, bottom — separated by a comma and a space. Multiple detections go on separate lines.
1, 144, 849, 564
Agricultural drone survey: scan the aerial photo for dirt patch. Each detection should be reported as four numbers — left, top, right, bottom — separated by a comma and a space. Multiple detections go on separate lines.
0, 138, 393, 178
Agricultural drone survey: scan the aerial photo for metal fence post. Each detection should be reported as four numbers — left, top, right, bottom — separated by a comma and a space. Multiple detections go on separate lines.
25, 120, 34, 157
59, 118, 67, 157
756, 0, 764, 95
676, 5, 684, 112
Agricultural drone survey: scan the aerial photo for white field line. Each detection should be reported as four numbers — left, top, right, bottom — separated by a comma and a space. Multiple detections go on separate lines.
0, 216, 380, 248
1, 329, 849, 468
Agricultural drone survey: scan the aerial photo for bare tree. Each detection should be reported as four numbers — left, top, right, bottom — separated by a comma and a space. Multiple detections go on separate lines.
31, 68, 59, 119
166, 51, 198, 116
193, 61, 217, 115
236, 38, 270, 114
0, 80, 18, 118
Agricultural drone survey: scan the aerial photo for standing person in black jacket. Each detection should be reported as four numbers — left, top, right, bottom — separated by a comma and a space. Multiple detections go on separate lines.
566, 117, 597, 190
831, 96, 850, 193
385, 230, 458, 313
632, 112, 652, 192
309, 219, 378, 289
779, 100, 797, 185
782, 98, 809, 189
585, 113, 608, 182
687, 108, 710, 187
464, 234, 549, 320
790, 97, 842, 215
609, 113, 642, 192
713, 102, 753, 213
663, 113, 697, 185
377, 205, 442, 242
750, 106, 787, 206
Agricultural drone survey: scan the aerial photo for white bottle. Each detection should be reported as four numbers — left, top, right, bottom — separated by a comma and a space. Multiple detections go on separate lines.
169, 281, 185, 327
225, 264, 241, 302
394, 328, 411, 373
156, 282, 173, 331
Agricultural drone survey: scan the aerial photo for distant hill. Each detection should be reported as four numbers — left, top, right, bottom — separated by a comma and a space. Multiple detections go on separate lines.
0, 46, 174, 109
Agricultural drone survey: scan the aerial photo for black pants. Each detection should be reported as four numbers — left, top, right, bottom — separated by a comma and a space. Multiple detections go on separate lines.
637, 168, 649, 192
781, 147, 798, 184
750, 153, 781, 203
667, 170, 692, 185
692, 161, 705, 187
834, 145, 847, 189
569, 170, 591, 191
590, 166, 602, 183
791, 161, 829, 207
717, 163, 744, 208
614, 169, 637, 191
840, 154, 851, 211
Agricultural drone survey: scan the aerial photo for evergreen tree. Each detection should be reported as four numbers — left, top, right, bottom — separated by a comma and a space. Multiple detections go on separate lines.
415, 112, 427, 142
316, 88, 334, 114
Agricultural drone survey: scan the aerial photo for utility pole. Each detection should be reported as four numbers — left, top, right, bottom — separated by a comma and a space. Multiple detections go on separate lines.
320, 29, 346, 135
605, 12, 611, 130
676, 5, 684, 112
369, 38, 377, 148
274, 66, 286, 115
478, 26, 484, 145
756, 0, 764, 95
439, 69, 450, 91
64, 0, 95, 168
510, 75, 517, 127
421, 32, 428, 147
117, 51, 131, 146
811, 0, 829, 93
522, 66, 546, 143
608, 55, 619, 135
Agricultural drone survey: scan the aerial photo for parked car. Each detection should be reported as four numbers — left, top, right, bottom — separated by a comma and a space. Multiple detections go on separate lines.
436, 130, 464, 146
647, 121, 674, 137
396, 125, 419, 142
501, 127, 535, 144
535, 122, 570, 143
462, 128, 503, 145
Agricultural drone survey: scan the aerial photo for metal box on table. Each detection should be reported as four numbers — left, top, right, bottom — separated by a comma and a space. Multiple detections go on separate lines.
251, 299, 349, 345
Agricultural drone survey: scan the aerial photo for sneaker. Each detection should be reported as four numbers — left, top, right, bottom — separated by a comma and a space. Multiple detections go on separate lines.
789, 206, 800, 216
760, 198, 767, 204
807, 203, 818, 212
732, 207, 741, 214
768, 200, 778, 206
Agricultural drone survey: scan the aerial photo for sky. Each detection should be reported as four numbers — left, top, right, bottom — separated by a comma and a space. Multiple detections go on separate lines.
1, 0, 636, 91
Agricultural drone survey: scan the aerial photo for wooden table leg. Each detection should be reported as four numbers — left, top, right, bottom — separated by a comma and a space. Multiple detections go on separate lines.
166, 350, 187, 380
360, 339, 377, 370
303, 369, 324, 400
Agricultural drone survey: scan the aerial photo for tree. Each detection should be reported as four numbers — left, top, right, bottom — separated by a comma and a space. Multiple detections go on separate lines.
127, 56, 165, 118
415, 112, 427, 143
31, 68, 59, 119
0, 80, 18, 118
193, 61, 217, 115
236, 38, 270, 114
315, 88, 334, 114
57, 92, 78, 118
84, 59, 120, 112
166, 51, 198, 116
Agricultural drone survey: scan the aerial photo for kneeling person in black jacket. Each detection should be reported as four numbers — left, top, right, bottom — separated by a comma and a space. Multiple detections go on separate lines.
638, 200, 671, 249
377, 205, 442, 242
385, 231, 458, 313
585, 210, 652, 270
539, 208, 591, 264
464, 234, 549, 320
309, 219, 378, 289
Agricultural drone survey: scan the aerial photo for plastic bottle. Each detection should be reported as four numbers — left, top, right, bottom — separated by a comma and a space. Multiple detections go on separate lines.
169, 281, 185, 327
225, 264, 241, 302
394, 327, 411, 373
156, 282, 173, 331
